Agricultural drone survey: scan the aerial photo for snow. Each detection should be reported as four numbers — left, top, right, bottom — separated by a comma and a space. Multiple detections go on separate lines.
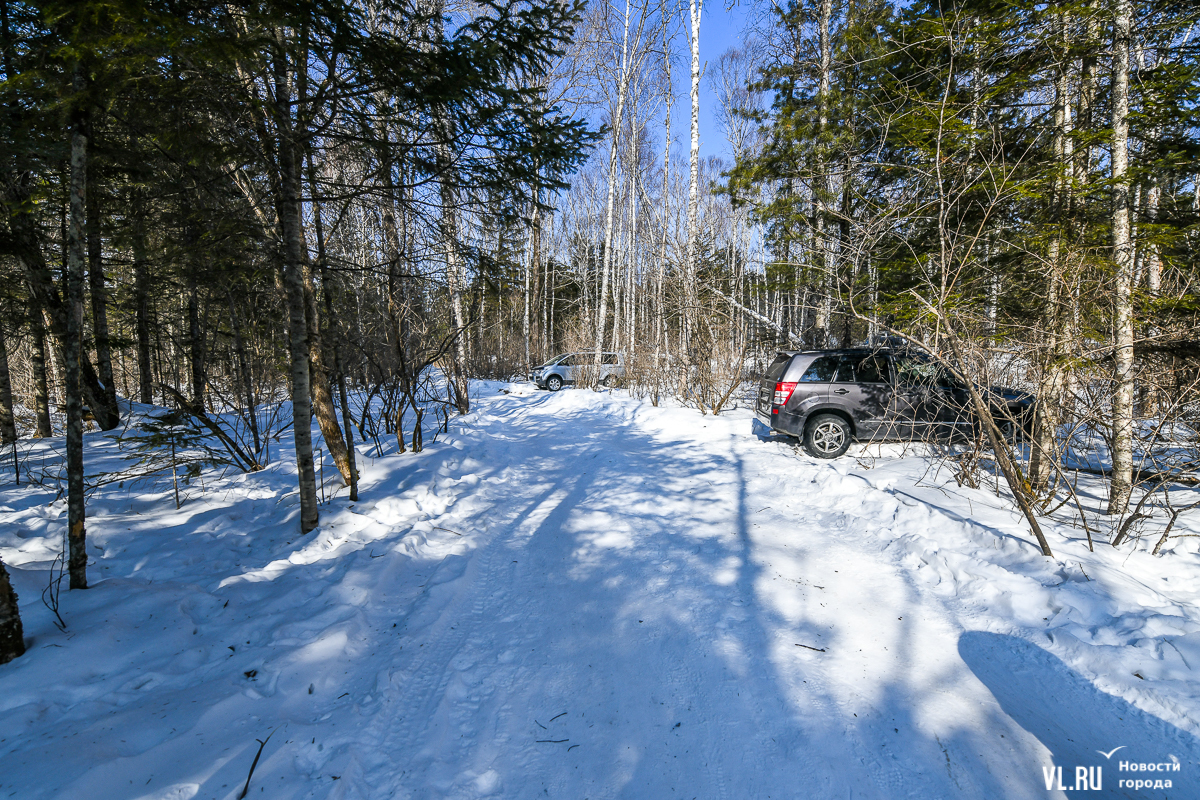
3, 382, 1200, 798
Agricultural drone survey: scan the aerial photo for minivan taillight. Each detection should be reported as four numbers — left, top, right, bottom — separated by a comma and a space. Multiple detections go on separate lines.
773, 381, 798, 407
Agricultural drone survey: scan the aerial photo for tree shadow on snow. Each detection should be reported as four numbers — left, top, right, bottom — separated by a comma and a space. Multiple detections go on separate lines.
959, 631, 1200, 799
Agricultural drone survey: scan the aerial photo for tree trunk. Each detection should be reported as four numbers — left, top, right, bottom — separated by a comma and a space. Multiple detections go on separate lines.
0, 321, 14, 444
0, 557, 23, 665
814, 0, 833, 345
438, 161, 471, 413
315, 195, 359, 499
595, 0, 633, 376
133, 216, 153, 405
1029, 14, 1074, 493
302, 268, 351, 482
1107, 0, 1134, 516
227, 293, 260, 460
656, 33, 672, 359
303, 154, 353, 485
523, 200, 540, 377
65, 66, 89, 589
1145, 174, 1161, 295
683, 0, 703, 358
86, 188, 117, 413
29, 296, 52, 437
275, 45, 319, 534
187, 262, 205, 407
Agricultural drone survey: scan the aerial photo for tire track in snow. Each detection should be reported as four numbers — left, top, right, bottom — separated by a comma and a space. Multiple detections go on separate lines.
353, 462, 581, 797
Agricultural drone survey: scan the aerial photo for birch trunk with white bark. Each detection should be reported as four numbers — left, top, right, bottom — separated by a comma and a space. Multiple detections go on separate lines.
1030, 14, 1074, 492
682, 0, 703, 358
275, 44, 320, 534
814, 0, 833, 345
1107, 0, 1135, 515
595, 0, 633, 378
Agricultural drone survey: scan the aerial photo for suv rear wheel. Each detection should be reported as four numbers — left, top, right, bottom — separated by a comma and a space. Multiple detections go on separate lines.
804, 414, 851, 459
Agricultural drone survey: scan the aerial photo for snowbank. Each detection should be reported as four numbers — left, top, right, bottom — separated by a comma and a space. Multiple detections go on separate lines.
2, 381, 1199, 798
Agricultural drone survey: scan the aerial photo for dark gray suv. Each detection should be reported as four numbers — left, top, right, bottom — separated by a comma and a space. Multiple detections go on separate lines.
756, 348, 1033, 458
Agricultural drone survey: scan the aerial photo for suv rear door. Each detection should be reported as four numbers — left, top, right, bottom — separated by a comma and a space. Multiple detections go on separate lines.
757, 353, 793, 420
830, 353, 893, 440
787, 354, 836, 411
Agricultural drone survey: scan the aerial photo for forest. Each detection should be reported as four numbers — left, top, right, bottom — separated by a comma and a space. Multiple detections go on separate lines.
0, 0, 1198, 666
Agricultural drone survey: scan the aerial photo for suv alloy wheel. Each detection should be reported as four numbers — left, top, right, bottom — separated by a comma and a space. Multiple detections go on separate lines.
804, 413, 851, 458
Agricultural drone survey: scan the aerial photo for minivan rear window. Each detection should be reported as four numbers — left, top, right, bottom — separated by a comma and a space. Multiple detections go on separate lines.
799, 356, 837, 383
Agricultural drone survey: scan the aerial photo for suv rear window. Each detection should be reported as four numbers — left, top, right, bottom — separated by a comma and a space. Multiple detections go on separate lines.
799, 356, 837, 383
765, 354, 792, 382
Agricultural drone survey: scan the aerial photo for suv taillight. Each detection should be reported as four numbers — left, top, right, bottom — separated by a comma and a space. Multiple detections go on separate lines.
773, 381, 797, 407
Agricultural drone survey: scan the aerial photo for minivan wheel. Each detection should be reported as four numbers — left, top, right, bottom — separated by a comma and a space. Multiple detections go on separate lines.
546, 374, 564, 392
601, 374, 616, 388
804, 414, 852, 459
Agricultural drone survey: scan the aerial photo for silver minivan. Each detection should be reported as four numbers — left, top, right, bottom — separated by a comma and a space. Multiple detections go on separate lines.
531, 352, 625, 391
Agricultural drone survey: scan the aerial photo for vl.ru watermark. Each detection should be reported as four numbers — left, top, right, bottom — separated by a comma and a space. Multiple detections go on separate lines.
1042, 747, 1182, 792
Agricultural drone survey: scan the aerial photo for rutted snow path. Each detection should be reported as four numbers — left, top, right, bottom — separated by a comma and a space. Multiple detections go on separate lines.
3, 383, 1200, 799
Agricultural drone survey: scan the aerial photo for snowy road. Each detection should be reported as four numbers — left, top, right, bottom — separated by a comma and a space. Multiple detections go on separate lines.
3, 383, 1200, 798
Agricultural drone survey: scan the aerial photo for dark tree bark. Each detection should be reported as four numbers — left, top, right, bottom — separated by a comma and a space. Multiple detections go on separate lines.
0, 557, 24, 665
65, 64, 89, 590
133, 218, 153, 405
227, 292, 260, 458
0, 321, 15, 444
86, 187, 117, 413
28, 297, 51, 437
187, 262, 205, 407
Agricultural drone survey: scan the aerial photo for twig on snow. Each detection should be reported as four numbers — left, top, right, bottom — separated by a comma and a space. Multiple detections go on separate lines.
238, 728, 276, 799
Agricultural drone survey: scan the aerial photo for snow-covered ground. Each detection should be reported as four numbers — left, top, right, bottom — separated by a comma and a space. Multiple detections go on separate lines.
3, 382, 1200, 799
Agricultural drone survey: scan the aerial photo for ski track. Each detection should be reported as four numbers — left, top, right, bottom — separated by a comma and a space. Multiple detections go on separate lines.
3, 382, 1200, 798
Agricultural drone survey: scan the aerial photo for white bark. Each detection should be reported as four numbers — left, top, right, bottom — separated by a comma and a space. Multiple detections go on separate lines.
814, 0, 833, 343
1146, 176, 1161, 295
711, 287, 803, 347
594, 0, 635, 376
522, 201, 539, 376
683, 0, 703, 357
1108, 0, 1135, 515
655, 23, 672, 359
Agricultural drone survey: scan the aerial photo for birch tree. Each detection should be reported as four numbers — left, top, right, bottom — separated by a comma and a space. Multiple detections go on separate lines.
1108, 0, 1134, 515
595, 0, 635, 373
682, 0, 703, 357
